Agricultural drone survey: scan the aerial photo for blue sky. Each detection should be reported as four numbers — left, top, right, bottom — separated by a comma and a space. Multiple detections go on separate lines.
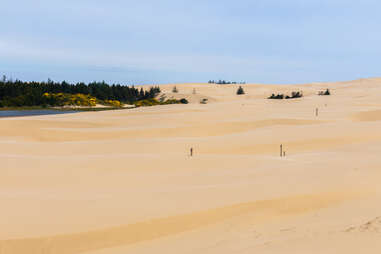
1, 0, 380, 84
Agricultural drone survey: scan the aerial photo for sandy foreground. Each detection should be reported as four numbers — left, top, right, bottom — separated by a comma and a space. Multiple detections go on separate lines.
1, 78, 381, 253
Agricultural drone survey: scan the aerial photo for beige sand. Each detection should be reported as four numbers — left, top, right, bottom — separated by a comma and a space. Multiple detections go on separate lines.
1, 78, 381, 253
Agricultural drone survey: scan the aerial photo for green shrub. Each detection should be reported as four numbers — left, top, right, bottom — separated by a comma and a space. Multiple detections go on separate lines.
268, 94, 284, 99
268, 91, 302, 100
179, 98, 189, 104
318, 89, 331, 96
287, 91, 303, 99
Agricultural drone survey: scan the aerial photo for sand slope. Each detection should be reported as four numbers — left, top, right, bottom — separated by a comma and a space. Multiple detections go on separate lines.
2, 78, 381, 253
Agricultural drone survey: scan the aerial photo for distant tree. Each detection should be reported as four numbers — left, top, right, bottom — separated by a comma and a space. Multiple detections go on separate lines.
236, 86, 245, 95
139, 88, 145, 98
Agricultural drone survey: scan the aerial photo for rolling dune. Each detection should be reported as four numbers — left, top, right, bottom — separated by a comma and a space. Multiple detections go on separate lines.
0, 191, 363, 254
2, 78, 381, 253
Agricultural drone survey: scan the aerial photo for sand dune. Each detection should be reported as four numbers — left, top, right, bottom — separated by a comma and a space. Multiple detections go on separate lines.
0, 118, 324, 142
0, 191, 363, 254
352, 110, 381, 122
2, 78, 381, 253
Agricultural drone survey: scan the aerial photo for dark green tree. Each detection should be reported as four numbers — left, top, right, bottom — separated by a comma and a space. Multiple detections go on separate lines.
236, 86, 245, 95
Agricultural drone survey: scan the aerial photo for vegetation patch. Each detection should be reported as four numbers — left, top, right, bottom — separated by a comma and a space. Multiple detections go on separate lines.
236, 86, 245, 95
0, 77, 160, 108
134, 98, 188, 107
268, 91, 303, 100
42, 93, 97, 107
102, 100, 123, 108
318, 89, 331, 96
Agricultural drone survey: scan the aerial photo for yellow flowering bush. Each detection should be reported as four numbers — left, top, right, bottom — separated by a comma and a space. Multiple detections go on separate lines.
134, 98, 161, 107
104, 100, 123, 107
134, 98, 188, 107
42, 93, 97, 106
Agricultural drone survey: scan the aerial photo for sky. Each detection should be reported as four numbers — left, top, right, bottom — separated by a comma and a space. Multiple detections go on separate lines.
1, 0, 381, 85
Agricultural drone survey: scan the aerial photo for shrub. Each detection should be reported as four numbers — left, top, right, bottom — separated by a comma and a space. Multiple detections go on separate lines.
172, 86, 178, 93
134, 98, 161, 107
163, 99, 180, 104
287, 91, 303, 99
42, 93, 97, 107
268, 94, 284, 99
200, 98, 208, 104
134, 98, 188, 107
104, 100, 123, 107
236, 86, 245, 95
179, 98, 189, 104
318, 89, 331, 96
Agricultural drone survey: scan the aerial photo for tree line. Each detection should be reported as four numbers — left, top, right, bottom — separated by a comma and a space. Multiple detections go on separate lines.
208, 80, 246, 85
0, 77, 161, 107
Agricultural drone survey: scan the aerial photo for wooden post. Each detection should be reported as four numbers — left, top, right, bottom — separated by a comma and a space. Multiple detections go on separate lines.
316, 108, 319, 117
280, 144, 283, 157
